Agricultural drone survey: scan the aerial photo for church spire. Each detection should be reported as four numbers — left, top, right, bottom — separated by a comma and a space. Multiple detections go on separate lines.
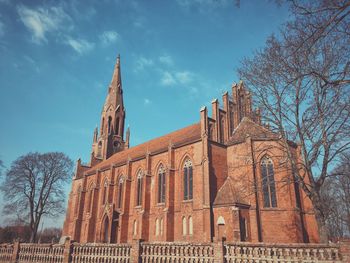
91, 54, 127, 162
111, 54, 122, 90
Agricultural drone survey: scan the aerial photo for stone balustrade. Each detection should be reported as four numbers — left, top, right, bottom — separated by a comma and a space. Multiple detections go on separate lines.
0, 244, 13, 262
0, 240, 349, 263
18, 243, 64, 263
71, 243, 131, 263
141, 242, 215, 263
225, 242, 342, 263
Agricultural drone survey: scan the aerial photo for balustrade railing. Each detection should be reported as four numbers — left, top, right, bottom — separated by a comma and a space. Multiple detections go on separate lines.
0, 240, 348, 263
71, 243, 131, 263
18, 243, 64, 263
0, 243, 13, 262
141, 242, 215, 263
225, 242, 342, 263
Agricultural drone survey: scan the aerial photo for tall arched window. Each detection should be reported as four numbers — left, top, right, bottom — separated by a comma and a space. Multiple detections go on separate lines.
108, 116, 112, 134
220, 117, 225, 143
115, 117, 120, 135
183, 159, 193, 200
118, 177, 124, 209
97, 141, 102, 157
102, 180, 108, 205
158, 165, 166, 203
136, 171, 143, 206
260, 156, 277, 208
189, 216, 193, 235
182, 217, 187, 235
101, 117, 105, 135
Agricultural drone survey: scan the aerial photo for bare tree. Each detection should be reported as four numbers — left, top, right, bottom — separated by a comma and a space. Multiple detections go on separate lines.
237, 1, 350, 242
0, 152, 73, 243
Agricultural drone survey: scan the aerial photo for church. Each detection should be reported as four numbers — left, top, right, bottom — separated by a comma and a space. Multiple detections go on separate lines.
62, 56, 319, 244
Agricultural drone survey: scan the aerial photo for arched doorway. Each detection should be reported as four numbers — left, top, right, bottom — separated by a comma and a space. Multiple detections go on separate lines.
102, 216, 109, 243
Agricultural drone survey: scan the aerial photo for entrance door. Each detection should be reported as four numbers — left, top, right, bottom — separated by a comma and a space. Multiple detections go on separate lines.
103, 217, 109, 243
239, 212, 247, 241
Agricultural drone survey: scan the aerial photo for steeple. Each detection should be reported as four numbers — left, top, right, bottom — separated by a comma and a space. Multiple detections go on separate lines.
91, 54, 127, 162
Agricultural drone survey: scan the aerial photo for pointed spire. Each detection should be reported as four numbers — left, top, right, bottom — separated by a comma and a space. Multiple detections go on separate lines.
111, 54, 122, 89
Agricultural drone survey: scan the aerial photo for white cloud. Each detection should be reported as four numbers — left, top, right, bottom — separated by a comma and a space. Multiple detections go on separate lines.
99, 30, 120, 46
135, 56, 153, 71
160, 71, 176, 86
175, 71, 194, 84
176, 0, 230, 12
17, 4, 72, 44
144, 98, 151, 105
159, 55, 173, 66
65, 37, 94, 54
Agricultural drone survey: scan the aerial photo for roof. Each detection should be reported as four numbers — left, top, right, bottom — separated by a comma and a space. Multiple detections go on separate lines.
228, 117, 279, 144
86, 123, 201, 173
213, 176, 248, 207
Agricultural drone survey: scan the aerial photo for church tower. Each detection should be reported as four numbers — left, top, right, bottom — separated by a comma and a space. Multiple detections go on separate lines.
91, 55, 128, 162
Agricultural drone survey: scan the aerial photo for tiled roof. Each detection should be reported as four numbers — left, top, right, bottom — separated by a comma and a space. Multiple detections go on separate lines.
86, 123, 201, 173
228, 117, 279, 144
213, 176, 248, 206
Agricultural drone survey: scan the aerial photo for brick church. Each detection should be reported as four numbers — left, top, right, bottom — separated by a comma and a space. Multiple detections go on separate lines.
63, 56, 319, 244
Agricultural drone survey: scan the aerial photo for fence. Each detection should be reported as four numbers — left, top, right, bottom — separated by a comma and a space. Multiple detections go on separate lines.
0, 239, 349, 263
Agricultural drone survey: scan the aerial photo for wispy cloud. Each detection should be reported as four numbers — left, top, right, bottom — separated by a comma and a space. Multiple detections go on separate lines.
175, 71, 194, 84
176, 0, 230, 12
159, 55, 173, 66
144, 98, 151, 105
99, 30, 120, 46
17, 4, 72, 44
135, 56, 153, 71
65, 37, 94, 54
160, 71, 177, 86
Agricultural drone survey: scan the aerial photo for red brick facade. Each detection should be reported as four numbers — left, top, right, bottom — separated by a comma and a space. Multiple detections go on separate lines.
62, 57, 319, 244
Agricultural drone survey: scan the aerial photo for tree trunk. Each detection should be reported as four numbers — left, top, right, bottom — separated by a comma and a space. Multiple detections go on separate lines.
312, 195, 329, 243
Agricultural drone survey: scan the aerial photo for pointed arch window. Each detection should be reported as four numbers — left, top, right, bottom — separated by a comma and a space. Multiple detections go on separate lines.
108, 116, 112, 134
158, 165, 166, 203
136, 171, 143, 206
102, 180, 108, 205
182, 217, 187, 235
117, 177, 124, 209
115, 117, 120, 135
189, 216, 193, 235
101, 117, 105, 135
183, 159, 193, 200
97, 141, 102, 157
260, 156, 277, 208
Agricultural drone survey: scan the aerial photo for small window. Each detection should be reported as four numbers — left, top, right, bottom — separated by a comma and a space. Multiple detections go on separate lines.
155, 218, 159, 236
133, 220, 137, 236
160, 218, 164, 236
182, 217, 187, 235
158, 165, 166, 203
97, 141, 102, 156
136, 171, 143, 206
260, 156, 277, 208
108, 116, 112, 134
115, 117, 120, 135
183, 159, 193, 200
118, 177, 124, 209
189, 216, 193, 235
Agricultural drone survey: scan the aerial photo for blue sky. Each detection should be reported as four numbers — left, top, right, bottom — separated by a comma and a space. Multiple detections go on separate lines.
0, 0, 290, 226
